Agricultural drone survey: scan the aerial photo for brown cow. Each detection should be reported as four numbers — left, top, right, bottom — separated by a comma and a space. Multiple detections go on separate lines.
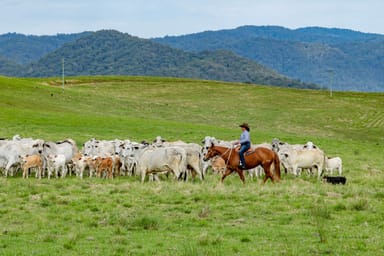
94, 157, 114, 179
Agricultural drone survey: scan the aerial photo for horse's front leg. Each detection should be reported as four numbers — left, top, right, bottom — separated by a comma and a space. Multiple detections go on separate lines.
221, 168, 233, 182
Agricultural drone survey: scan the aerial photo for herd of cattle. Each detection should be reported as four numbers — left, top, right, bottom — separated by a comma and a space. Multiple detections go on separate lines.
0, 134, 343, 182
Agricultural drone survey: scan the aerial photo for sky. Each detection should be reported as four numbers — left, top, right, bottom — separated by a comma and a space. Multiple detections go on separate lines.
1, 0, 384, 38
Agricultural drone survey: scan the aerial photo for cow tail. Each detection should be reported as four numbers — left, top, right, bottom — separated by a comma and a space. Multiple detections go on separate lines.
173, 149, 187, 181
321, 153, 327, 177
273, 151, 281, 181
180, 151, 188, 181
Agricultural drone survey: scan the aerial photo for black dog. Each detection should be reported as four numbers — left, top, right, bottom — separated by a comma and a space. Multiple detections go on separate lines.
322, 175, 347, 185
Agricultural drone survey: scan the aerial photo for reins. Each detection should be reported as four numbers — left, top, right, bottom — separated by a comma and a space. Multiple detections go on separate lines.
217, 146, 234, 167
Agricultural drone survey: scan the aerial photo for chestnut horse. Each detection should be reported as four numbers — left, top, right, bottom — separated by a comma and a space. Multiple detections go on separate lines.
203, 144, 281, 183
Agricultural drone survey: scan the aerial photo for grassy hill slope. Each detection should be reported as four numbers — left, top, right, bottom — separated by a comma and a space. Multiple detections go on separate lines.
0, 76, 383, 255
1, 76, 382, 145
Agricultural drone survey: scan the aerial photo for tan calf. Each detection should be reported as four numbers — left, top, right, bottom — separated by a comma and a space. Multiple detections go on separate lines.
211, 156, 226, 174
72, 155, 97, 178
20, 154, 43, 179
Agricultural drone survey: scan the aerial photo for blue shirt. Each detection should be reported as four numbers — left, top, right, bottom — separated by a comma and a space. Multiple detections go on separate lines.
239, 130, 250, 144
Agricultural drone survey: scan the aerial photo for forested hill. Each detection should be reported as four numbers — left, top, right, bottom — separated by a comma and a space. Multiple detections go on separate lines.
22, 30, 317, 89
0, 32, 91, 65
154, 26, 384, 91
0, 56, 22, 77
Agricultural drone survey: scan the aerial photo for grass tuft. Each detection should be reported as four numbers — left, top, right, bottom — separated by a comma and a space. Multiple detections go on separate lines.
63, 233, 78, 250
350, 198, 369, 211
132, 216, 160, 230
198, 206, 210, 218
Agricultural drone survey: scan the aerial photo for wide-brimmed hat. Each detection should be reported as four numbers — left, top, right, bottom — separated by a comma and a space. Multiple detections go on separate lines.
239, 122, 250, 131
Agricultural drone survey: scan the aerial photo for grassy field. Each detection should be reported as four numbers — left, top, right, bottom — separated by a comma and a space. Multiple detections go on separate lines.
0, 76, 383, 255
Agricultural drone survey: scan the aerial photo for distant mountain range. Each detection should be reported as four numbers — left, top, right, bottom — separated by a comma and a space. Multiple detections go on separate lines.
154, 26, 384, 92
1, 26, 383, 91
0, 30, 316, 89
0, 32, 91, 65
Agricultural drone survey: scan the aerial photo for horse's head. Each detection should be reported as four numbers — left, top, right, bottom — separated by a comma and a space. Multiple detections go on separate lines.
203, 143, 218, 161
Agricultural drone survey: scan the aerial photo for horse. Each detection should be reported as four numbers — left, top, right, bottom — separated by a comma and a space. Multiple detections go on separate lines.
203, 144, 281, 184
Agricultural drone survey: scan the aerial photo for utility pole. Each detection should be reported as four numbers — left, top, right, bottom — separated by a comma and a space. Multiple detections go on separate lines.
62, 58, 64, 90
327, 69, 333, 97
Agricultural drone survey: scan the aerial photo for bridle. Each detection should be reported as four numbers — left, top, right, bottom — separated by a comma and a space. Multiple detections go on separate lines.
208, 146, 234, 167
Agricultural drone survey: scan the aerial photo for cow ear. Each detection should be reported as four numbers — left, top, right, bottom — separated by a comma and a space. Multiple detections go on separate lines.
162, 139, 166, 142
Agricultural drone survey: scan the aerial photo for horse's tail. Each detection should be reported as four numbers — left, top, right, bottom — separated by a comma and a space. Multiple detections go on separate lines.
273, 151, 281, 181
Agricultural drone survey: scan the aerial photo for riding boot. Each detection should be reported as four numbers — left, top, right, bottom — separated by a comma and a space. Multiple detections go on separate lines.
238, 161, 246, 169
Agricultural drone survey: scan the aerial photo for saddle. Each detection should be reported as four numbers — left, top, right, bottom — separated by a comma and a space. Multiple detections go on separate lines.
234, 146, 255, 155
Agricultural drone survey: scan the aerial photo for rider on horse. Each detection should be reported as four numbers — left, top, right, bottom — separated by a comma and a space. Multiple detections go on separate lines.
233, 123, 251, 169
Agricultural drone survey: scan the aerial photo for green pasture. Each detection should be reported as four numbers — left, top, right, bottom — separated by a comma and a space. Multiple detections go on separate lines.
0, 76, 383, 255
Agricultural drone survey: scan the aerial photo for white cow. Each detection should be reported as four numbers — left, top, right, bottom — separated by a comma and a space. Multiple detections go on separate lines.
279, 148, 326, 178
41, 139, 78, 176
0, 138, 45, 177
43, 139, 78, 163
303, 141, 318, 149
46, 154, 67, 179
271, 139, 322, 174
82, 138, 115, 157
271, 139, 319, 152
153, 137, 204, 181
118, 141, 142, 176
325, 156, 343, 175
113, 139, 135, 175
136, 146, 187, 182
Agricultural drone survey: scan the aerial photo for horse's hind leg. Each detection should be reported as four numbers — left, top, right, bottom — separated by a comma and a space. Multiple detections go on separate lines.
263, 164, 274, 183
236, 169, 245, 184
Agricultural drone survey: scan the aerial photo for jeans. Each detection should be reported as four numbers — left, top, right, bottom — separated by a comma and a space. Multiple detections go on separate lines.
239, 141, 251, 167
